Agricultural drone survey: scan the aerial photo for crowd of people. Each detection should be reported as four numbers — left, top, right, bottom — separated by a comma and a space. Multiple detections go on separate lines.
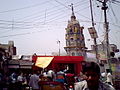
0, 60, 117, 90
0, 71, 31, 90
0, 68, 74, 90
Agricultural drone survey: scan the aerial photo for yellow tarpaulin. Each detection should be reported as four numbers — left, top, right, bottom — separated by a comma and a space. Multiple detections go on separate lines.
35, 57, 54, 68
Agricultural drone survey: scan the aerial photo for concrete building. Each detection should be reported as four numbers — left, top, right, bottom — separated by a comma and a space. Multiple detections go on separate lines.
91, 44, 118, 53
88, 43, 118, 61
0, 41, 16, 56
0, 41, 16, 72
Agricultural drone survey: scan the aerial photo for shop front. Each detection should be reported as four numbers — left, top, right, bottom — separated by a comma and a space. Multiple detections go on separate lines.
32, 56, 84, 75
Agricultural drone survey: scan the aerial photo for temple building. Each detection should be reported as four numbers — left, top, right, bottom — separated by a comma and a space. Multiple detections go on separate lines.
64, 4, 86, 56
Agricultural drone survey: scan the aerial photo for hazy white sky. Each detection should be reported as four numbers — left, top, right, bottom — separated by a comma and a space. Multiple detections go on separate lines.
0, 0, 120, 55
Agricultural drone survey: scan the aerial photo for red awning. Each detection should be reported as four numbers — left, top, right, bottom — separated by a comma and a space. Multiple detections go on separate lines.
33, 56, 84, 63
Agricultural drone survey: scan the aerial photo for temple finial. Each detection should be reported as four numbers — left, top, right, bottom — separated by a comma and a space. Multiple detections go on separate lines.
69, 3, 76, 20
71, 3, 74, 16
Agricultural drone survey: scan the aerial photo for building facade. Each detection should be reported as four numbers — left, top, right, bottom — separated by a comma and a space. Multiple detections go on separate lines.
91, 44, 118, 53
0, 41, 16, 56
0, 41, 16, 72
64, 5, 86, 56
89, 43, 118, 61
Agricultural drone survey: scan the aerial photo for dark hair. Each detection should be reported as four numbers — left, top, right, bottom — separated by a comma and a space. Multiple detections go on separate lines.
110, 52, 115, 57
81, 61, 100, 75
106, 69, 111, 73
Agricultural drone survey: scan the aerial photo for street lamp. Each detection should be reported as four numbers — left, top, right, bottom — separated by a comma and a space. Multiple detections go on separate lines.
57, 40, 60, 56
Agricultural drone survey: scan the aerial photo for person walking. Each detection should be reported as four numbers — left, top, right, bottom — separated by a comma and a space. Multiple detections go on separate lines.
28, 70, 40, 90
106, 70, 113, 85
17, 72, 24, 90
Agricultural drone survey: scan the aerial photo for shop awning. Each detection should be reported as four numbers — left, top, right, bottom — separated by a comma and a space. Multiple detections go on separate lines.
20, 65, 32, 69
35, 57, 54, 68
8, 65, 19, 68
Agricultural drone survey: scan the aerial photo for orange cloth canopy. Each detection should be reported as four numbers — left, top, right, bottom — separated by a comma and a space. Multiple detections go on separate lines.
35, 57, 54, 68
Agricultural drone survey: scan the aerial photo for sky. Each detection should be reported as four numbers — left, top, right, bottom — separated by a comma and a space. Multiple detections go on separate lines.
0, 0, 120, 55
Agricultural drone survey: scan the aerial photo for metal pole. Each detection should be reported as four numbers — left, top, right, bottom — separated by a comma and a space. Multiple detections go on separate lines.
102, 0, 110, 59
97, 0, 111, 71
57, 40, 60, 56
89, 0, 99, 63
59, 41, 60, 56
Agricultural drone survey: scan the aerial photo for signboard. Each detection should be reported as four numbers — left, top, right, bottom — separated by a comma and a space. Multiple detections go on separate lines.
19, 60, 33, 65
21, 55, 32, 61
88, 27, 98, 38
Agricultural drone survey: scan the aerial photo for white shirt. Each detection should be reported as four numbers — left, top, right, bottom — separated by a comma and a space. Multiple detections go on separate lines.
74, 80, 115, 90
106, 73, 113, 85
47, 70, 55, 78
28, 74, 40, 89
17, 75, 23, 82
74, 80, 88, 90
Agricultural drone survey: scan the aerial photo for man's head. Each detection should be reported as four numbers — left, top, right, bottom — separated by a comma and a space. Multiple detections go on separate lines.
81, 61, 100, 89
110, 52, 115, 57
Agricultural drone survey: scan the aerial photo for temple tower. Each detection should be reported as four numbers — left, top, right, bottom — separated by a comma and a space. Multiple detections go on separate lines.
64, 4, 86, 56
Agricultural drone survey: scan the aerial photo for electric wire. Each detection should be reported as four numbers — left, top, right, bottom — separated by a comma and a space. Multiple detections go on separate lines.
17, 0, 89, 22
108, 2, 118, 23
0, 0, 51, 13
0, 1, 91, 29
53, 0, 91, 20
15, 0, 74, 21
0, 0, 119, 39
0, 25, 64, 38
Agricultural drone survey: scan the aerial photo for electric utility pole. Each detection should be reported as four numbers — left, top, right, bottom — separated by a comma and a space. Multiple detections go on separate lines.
98, 0, 110, 59
97, 0, 111, 71
88, 0, 98, 63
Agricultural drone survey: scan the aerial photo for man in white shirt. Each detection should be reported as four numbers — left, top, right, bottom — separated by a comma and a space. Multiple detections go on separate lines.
28, 71, 40, 90
106, 70, 113, 85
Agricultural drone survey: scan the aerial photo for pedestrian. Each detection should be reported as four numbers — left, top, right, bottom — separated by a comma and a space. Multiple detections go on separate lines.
28, 70, 40, 90
47, 70, 55, 81
106, 69, 113, 85
9, 72, 17, 90
101, 72, 107, 82
74, 61, 115, 90
17, 72, 24, 90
